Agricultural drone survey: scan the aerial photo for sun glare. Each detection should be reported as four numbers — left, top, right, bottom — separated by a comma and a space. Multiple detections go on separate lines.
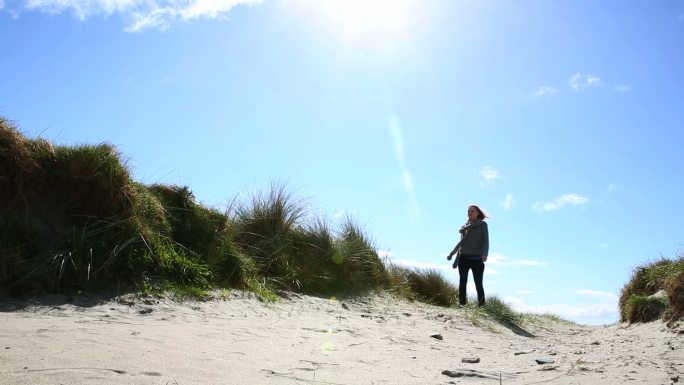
314, 0, 414, 47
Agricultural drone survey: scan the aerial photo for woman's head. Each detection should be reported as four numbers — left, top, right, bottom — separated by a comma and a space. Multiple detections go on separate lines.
467, 205, 487, 221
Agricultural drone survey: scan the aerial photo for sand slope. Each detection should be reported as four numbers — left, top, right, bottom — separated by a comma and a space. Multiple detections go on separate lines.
1, 292, 682, 384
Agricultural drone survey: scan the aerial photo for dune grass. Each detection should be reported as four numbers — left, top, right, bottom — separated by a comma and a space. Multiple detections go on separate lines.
0, 119, 413, 303
619, 255, 684, 323
5, 116, 682, 327
0, 118, 480, 315
385, 262, 458, 307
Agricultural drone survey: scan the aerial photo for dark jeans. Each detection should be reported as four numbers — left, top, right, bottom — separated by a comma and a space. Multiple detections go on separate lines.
458, 255, 485, 306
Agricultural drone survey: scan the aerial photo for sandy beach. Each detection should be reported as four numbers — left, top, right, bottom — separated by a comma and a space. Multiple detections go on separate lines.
1, 291, 682, 385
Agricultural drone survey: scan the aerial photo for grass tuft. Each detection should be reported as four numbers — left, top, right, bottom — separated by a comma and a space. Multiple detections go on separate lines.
624, 294, 667, 323
385, 261, 457, 307
481, 296, 523, 325
619, 254, 684, 323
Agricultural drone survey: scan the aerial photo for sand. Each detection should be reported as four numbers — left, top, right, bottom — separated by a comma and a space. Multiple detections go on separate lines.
1, 291, 682, 384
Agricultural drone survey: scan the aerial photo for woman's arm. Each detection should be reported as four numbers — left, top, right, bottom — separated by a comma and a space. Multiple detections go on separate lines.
481, 222, 489, 261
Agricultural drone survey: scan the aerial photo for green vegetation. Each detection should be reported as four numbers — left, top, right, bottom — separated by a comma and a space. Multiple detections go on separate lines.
481, 296, 523, 325
619, 255, 684, 323
386, 262, 458, 307
4, 117, 682, 328
623, 295, 667, 323
0, 118, 422, 305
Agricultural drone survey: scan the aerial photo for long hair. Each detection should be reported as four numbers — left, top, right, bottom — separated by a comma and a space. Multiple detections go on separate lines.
469, 204, 488, 220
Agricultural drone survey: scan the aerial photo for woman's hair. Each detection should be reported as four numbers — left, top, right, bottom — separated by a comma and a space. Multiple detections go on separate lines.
469, 204, 488, 220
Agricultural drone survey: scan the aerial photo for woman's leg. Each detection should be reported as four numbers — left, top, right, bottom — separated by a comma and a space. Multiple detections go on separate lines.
458, 259, 470, 306
472, 260, 485, 306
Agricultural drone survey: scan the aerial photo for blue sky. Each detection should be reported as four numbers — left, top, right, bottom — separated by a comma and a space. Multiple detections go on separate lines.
1, 0, 683, 325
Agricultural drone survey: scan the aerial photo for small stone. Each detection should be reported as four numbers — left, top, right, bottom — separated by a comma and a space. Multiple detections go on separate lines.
461, 357, 480, 364
514, 349, 535, 355
536, 357, 555, 365
4, 347, 9, 349
403, 312, 412, 317
591, 341, 600, 345
138, 308, 153, 315
430, 333, 444, 340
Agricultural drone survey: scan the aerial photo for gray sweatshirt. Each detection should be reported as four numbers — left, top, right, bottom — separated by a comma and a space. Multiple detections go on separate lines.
454, 221, 489, 258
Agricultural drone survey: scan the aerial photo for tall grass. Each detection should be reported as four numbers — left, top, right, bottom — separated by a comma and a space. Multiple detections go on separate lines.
385, 261, 457, 307
9, 117, 682, 326
330, 217, 388, 292
231, 185, 388, 295
232, 184, 307, 290
619, 255, 684, 323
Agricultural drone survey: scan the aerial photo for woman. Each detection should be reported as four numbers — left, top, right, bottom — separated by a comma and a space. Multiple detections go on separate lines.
447, 205, 489, 307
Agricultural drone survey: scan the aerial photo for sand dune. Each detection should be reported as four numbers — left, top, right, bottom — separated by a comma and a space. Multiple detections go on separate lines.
1, 292, 682, 384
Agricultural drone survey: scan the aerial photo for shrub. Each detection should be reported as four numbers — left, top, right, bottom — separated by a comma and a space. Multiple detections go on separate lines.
624, 294, 667, 323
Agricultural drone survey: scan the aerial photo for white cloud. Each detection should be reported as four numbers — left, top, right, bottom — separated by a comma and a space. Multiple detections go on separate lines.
385, 257, 449, 271
126, 8, 176, 32
24, 0, 128, 19
569, 72, 602, 91
377, 250, 395, 259
382, 256, 500, 278
607, 183, 619, 193
11, 0, 261, 31
517, 259, 547, 266
615, 85, 632, 92
532, 193, 589, 211
332, 209, 355, 219
499, 194, 514, 211
576, 289, 618, 300
505, 297, 618, 325
479, 166, 499, 183
535, 86, 558, 97
487, 252, 547, 266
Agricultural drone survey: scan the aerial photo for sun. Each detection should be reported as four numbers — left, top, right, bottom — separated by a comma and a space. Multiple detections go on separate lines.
328, 0, 408, 39
306, 0, 415, 48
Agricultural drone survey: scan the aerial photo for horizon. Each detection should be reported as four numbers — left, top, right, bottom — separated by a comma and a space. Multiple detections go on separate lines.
2, 0, 683, 325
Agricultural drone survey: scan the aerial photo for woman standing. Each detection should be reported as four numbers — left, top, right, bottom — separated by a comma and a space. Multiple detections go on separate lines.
447, 205, 489, 307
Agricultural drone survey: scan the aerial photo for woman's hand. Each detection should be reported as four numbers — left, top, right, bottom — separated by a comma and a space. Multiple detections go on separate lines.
447, 254, 452, 261
482, 255, 488, 262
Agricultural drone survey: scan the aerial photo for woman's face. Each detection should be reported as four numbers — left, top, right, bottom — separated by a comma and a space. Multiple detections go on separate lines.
467, 206, 479, 221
